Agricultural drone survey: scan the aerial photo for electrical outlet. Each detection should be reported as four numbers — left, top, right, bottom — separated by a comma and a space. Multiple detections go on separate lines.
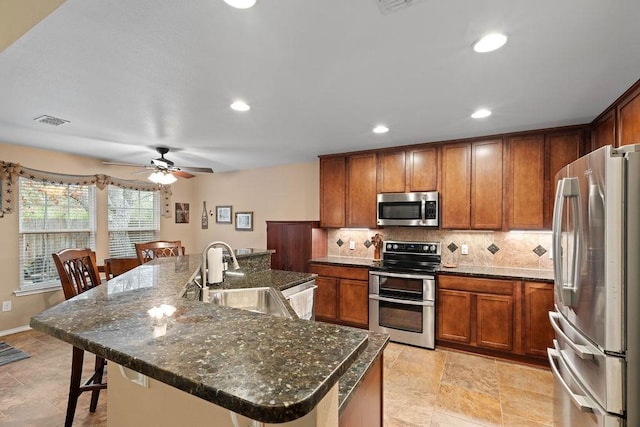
461, 245, 469, 255
549, 247, 553, 260
349, 240, 356, 250
2, 301, 11, 312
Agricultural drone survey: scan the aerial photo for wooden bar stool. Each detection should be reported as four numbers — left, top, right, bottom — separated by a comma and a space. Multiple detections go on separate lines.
52, 248, 108, 427
134, 240, 185, 264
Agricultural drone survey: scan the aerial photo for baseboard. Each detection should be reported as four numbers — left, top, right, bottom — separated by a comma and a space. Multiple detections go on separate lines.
0, 325, 32, 337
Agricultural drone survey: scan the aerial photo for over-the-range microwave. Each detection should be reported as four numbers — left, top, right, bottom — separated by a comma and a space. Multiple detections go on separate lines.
377, 192, 438, 227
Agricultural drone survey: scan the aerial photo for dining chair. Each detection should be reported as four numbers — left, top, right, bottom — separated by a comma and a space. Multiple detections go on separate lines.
103, 257, 139, 279
51, 248, 108, 427
135, 240, 185, 264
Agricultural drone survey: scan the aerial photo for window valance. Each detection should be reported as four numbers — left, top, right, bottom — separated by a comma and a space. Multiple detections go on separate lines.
0, 160, 172, 217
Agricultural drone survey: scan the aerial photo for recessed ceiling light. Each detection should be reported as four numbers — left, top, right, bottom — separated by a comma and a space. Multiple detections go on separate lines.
473, 33, 508, 53
471, 108, 492, 119
230, 101, 251, 112
223, 0, 256, 9
373, 125, 389, 134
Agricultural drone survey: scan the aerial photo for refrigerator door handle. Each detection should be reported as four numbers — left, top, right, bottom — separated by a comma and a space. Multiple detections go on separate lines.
548, 345, 597, 414
548, 311, 595, 359
552, 177, 583, 307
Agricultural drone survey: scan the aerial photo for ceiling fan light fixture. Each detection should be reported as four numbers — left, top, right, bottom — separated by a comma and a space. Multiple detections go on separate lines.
148, 170, 177, 185
224, 0, 257, 9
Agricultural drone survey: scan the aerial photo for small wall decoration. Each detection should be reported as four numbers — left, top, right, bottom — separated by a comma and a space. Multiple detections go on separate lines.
216, 205, 232, 224
175, 203, 190, 224
235, 211, 253, 231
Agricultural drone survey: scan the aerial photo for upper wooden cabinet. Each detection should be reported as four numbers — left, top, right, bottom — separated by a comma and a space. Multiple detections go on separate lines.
347, 152, 377, 228
591, 109, 616, 151
617, 83, 640, 147
377, 146, 438, 193
507, 128, 584, 230
319, 156, 346, 228
441, 139, 503, 230
441, 143, 471, 229
471, 139, 503, 229
320, 152, 377, 228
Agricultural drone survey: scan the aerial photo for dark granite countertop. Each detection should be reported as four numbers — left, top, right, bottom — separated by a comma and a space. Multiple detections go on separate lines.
437, 265, 554, 282
30, 255, 371, 423
309, 256, 554, 282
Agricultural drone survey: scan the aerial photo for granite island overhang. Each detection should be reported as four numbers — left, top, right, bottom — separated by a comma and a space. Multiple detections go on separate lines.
30, 254, 375, 424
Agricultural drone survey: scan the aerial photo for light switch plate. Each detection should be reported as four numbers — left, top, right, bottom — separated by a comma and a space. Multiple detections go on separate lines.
461, 245, 469, 255
349, 240, 356, 250
2, 301, 11, 312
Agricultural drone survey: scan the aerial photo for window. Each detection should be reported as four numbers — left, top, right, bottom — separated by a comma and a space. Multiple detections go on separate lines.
108, 186, 159, 258
19, 177, 96, 292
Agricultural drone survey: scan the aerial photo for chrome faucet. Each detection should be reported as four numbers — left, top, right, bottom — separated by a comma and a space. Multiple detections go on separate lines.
200, 241, 241, 286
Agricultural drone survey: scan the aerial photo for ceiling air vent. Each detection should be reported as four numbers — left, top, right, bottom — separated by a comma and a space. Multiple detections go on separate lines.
34, 115, 70, 126
376, 0, 426, 14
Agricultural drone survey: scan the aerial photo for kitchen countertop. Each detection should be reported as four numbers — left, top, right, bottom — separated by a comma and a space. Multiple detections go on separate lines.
30, 255, 382, 423
309, 256, 554, 282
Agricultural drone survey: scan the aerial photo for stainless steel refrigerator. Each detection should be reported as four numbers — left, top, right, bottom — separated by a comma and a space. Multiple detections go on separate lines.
548, 144, 639, 426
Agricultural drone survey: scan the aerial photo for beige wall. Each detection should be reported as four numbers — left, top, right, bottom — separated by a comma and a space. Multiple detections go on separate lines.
192, 162, 320, 253
0, 0, 66, 52
0, 142, 320, 333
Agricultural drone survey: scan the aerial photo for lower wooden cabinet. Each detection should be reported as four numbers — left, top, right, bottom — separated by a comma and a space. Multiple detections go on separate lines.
309, 263, 369, 328
339, 354, 383, 427
437, 274, 554, 365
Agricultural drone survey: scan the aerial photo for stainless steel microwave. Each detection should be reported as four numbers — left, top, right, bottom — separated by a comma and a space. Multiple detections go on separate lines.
377, 192, 438, 227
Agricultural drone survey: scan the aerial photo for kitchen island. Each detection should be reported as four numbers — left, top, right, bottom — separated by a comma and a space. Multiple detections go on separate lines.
30, 253, 388, 426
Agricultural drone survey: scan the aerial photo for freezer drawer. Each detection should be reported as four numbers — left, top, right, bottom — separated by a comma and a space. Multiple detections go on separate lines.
549, 310, 624, 415
549, 345, 624, 427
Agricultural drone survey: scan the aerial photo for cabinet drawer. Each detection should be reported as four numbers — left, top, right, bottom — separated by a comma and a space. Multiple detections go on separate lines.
309, 264, 369, 281
438, 275, 514, 295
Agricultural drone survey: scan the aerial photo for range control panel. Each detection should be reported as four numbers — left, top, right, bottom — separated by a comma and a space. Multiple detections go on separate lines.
383, 241, 441, 255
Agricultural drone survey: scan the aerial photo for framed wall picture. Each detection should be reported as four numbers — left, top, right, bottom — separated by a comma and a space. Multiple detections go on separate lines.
216, 205, 232, 224
235, 211, 253, 231
175, 203, 190, 224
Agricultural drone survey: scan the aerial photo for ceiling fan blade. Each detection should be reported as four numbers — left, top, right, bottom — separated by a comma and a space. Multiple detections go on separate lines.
102, 161, 147, 167
172, 170, 195, 179
177, 166, 214, 174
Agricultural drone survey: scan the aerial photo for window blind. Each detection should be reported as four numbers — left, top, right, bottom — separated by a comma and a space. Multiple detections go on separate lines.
108, 186, 160, 258
18, 177, 96, 290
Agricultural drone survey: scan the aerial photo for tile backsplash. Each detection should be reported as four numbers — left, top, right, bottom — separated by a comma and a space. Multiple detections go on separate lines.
326, 228, 553, 271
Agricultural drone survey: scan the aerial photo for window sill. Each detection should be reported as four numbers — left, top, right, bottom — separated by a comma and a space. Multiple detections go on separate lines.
14, 284, 62, 297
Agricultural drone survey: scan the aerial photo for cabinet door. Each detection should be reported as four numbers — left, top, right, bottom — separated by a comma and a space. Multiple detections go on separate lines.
320, 156, 346, 228
339, 279, 369, 327
617, 84, 640, 147
347, 153, 377, 228
471, 139, 503, 229
441, 143, 471, 229
437, 289, 472, 343
507, 135, 545, 229
284, 222, 312, 272
477, 294, 514, 351
408, 146, 438, 192
378, 150, 406, 193
523, 282, 554, 358
544, 130, 583, 228
591, 110, 615, 151
266, 222, 287, 270
315, 276, 338, 321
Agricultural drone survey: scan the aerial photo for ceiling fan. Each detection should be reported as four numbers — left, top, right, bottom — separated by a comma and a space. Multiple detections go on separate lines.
103, 147, 214, 184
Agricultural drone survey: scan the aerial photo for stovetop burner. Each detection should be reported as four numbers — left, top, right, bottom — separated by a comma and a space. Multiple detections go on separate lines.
374, 240, 441, 273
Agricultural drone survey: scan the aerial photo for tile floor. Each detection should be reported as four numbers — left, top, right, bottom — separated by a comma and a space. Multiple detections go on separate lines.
0, 330, 554, 426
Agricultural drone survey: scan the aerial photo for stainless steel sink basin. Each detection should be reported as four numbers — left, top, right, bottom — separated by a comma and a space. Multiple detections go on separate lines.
208, 287, 292, 318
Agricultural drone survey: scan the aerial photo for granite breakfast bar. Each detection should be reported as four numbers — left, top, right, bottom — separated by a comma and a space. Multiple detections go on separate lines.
30, 252, 388, 426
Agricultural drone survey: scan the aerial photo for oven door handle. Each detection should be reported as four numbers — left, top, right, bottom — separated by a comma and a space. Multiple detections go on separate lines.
369, 294, 434, 307
369, 271, 435, 280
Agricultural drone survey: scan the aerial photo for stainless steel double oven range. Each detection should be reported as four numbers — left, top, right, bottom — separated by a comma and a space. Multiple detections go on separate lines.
369, 240, 441, 349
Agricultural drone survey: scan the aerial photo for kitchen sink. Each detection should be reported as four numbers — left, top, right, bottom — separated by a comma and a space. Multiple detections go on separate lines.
208, 287, 292, 318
